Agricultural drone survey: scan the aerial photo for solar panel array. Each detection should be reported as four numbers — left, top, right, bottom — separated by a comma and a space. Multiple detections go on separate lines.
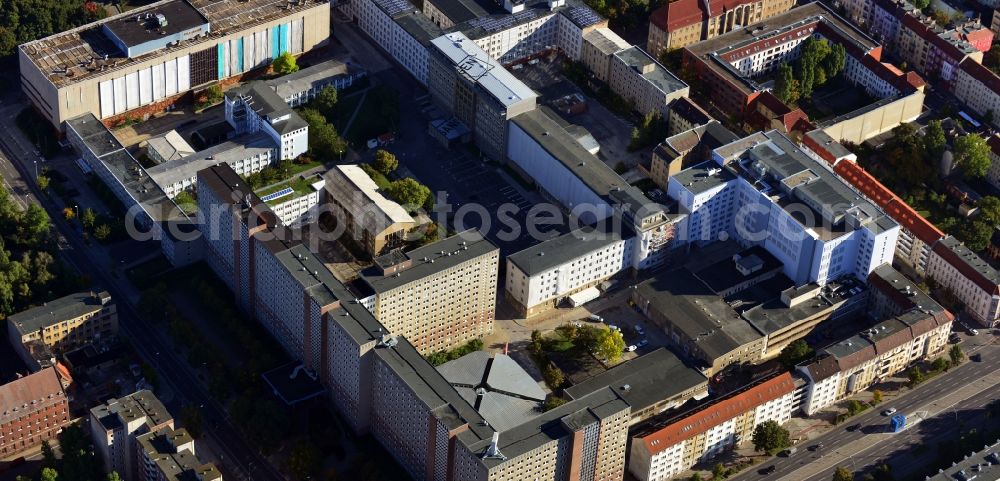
261, 187, 294, 202
564, 6, 601, 28
373, 0, 413, 16
468, 9, 539, 33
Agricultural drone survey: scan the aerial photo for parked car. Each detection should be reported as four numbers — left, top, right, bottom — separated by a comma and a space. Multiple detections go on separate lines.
608, 325, 620, 331
635, 325, 645, 335
759, 466, 776, 475
846, 423, 861, 432
588, 315, 603, 322
637, 339, 649, 348
970, 328, 980, 336
882, 408, 897, 416
808, 443, 823, 451
781, 448, 797, 456
626, 345, 637, 352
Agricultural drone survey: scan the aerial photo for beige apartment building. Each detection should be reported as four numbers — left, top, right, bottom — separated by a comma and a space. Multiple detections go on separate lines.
360, 230, 499, 354
607, 47, 689, 117
581, 27, 631, 82
7, 290, 117, 368
324, 165, 417, 257
19, 0, 330, 128
647, 0, 794, 56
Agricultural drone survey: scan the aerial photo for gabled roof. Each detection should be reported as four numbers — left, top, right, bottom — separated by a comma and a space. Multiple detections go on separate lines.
932, 236, 1000, 296
634, 373, 795, 454
0, 368, 66, 425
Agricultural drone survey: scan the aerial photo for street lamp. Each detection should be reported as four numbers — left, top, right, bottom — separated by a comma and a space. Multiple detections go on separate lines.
33, 160, 37, 179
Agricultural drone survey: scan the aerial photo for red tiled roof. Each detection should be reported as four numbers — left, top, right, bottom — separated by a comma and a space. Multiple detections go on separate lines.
832, 159, 945, 245
858, 53, 925, 93
0, 368, 66, 424
960, 28, 993, 52
638, 373, 795, 454
650, 0, 704, 33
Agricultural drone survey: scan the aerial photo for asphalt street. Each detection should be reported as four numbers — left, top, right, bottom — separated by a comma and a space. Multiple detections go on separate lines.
731, 340, 1000, 481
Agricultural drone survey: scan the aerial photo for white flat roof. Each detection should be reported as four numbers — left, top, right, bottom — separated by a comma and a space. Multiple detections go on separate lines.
430, 32, 537, 108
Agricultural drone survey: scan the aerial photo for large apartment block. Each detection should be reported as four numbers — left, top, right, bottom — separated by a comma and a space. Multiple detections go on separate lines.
0, 368, 69, 460
628, 373, 797, 481
359, 230, 499, 354
136, 427, 222, 481
646, 0, 795, 55
195, 162, 638, 481
666, 130, 899, 287
90, 391, 175, 481
927, 237, 1000, 327
19, 0, 329, 128
6, 289, 117, 370
798, 265, 953, 415
427, 32, 538, 160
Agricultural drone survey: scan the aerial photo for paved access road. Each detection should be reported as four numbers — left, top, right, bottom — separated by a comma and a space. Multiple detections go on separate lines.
732, 340, 1000, 481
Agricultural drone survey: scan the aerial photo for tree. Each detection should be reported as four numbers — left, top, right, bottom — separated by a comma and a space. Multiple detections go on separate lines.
931, 357, 950, 372
950, 344, 965, 364
373, 150, 399, 175
923, 120, 946, 159
273, 52, 299, 74
544, 395, 567, 411
41, 468, 58, 481
312, 85, 339, 117
953, 134, 991, 178
955, 220, 993, 252
774, 64, 797, 104
847, 399, 866, 416
288, 442, 321, 481
107, 472, 121, 481
93, 224, 111, 242
386, 178, 431, 211
543, 363, 565, 389
62, 207, 75, 221
37, 174, 50, 191
833, 466, 853, 481
872, 389, 883, 405
907, 366, 925, 387
778, 339, 813, 369
712, 462, 726, 480
203, 84, 223, 105
690, 474, 703, 481
41, 440, 56, 468
977, 196, 1000, 225
752, 420, 791, 454
81, 208, 97, 231
180, 405, 203, 438
596, 328, 626, 363
299, 108, 347, 160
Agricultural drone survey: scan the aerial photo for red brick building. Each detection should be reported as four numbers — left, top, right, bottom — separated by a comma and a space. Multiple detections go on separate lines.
0, 368, 69, 459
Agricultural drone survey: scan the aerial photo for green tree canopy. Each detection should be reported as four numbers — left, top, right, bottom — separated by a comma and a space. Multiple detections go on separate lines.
953, 134, 991, 178
977, 196, 1000, 225
777, 339, 813, 369
752, 420, 791, 454
386, 178, 432, 211
596, 328, 626, 363
312, 85, 338, 117
273, 52, 299, 74
299, 108, 347, 160
833, 466, 853, 481
955, 220, 993, 252
923, 120, 946, 159
373, 150, 399, 175
950, 344, 965, 364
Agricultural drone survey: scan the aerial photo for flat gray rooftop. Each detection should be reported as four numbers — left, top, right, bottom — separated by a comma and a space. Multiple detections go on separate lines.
102, 0, 208, 49
361, 229, 498, 293
636, 270, 764, 361
613, 46, 688, 96
507, 223, 630, 277
430, 32, 537, 108
8, 290, 109, 335
511, 108, 629, 197
147, 133, 274, 189
564, 348, 707, 413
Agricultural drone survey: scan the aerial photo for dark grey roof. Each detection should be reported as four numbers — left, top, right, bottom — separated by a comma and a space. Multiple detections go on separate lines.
563, 348, 707, 413
262, 361, 326, 405
927, 438, 1000, 481
670, 159, 738, 195
511, 109, 629, 197
102, 0, 208, 48
91, 390, 172, 432
739, 278, 864, 335
8, 290, 111, 335
507, 223, 629, 276
360, 230, 498, 293
669, 97, 713, 126
636, 270, 764, 360
938, 236, 1000, 284
437, 351, 546, 431
692, 245, 782, 293
395, 11, 444, 46
225, 82, 308, 135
